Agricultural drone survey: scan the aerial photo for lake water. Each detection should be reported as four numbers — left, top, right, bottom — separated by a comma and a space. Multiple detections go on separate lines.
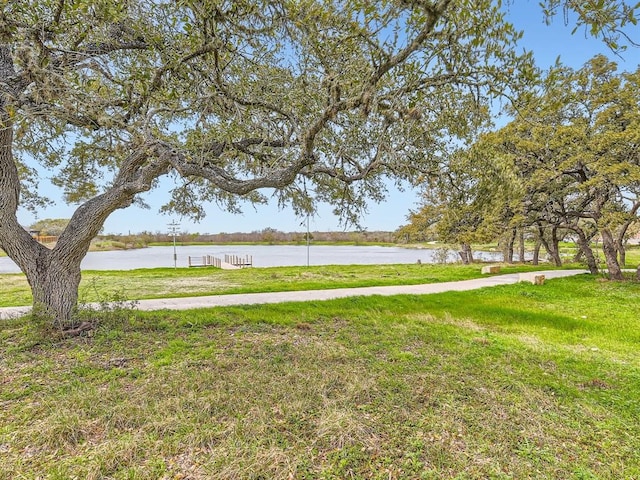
0, 245, 502, 273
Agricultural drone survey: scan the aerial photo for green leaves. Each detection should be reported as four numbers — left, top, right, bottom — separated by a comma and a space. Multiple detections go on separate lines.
536, 0, 640, 53
484, 54, 640, 272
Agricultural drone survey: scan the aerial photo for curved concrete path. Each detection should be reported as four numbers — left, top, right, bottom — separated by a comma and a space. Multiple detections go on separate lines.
0, 269, 588, 320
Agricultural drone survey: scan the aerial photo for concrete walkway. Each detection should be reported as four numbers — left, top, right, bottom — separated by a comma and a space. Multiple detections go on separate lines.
0, 269, 588, 320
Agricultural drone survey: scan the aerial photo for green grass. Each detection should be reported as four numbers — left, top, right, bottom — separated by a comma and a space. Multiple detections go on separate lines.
623, 246, 640, 266
1, 274, 639, 479
0, 263, 547, 308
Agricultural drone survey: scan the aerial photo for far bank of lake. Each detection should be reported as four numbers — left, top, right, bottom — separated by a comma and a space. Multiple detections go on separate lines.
0, 244, 502, 274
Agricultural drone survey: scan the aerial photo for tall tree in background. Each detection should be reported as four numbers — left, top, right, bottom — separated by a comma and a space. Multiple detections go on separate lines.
400, 145, 516, 264
402, 54, 640, 273
486, 55, 640, 278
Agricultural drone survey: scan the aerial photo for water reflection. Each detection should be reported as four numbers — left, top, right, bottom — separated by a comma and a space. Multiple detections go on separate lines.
0, 245, 502, 274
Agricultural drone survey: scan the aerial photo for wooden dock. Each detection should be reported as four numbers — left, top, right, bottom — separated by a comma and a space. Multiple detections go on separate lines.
188, 255, 222, 268
224, 254, 253, 268
188, 254, 252, 269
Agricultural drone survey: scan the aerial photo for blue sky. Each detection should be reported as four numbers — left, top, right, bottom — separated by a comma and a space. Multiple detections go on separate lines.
17, 2, 640, 235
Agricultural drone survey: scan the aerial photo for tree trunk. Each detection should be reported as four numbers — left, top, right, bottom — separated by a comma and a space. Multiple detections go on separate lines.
1, 46, 82, 324
2, 149, 162, 326
518, 229, 525, 263
532, 239, 541, 265
617, 241, 626, 268
25, 256, 82, 327
601, 228, 624, 280
2, 225, 85, 325
614, 201, 640, 269
549, 227, 563, 267
614, 232, 626, 268
0, 111, 143, 324
574, 229, 599, 274
537, 225, 562, 267
504, 228, 516, 263
458, 244, 469, 264
573, 248, 584, 263
463, 243, 474, 263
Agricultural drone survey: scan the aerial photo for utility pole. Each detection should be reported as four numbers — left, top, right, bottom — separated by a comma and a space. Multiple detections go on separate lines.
306, 214, 310, 267
168, 220, 180, 268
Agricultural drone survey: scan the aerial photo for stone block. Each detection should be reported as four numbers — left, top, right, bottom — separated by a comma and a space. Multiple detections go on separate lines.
481, 265, 501, 274
518, 273, 545, 285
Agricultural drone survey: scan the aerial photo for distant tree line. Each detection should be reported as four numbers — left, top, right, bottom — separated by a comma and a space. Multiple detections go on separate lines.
25, 219, 397, 246
98, 228, 396, 245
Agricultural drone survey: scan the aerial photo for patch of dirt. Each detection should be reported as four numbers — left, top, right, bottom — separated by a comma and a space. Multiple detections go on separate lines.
579, 378, 612, 390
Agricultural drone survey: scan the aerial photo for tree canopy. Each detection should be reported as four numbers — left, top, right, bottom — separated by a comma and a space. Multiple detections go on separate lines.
493, 54, 640, 278
402, 54, 640, 276
29, 218, 70, 237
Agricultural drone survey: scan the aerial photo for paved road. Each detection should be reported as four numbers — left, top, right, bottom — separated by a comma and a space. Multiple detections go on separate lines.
0, 269, 588, 320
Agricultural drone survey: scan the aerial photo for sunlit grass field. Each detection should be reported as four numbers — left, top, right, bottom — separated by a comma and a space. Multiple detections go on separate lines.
1, 272, 639, 479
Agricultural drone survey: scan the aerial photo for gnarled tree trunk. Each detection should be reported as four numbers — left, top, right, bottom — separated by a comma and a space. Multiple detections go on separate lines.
536, 224, 562, 267
1, 83, 158, 323
574, 229, 599, 275
617, 241, 626, 268
532, 238, 541, 265
601, 228, 624, 280
1, 115, 93, 323
22, 249, 83, 326
457, 242, 473, 264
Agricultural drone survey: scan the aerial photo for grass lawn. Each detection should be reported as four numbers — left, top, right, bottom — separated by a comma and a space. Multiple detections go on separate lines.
0, 263, 549, 308
1, 274, 639, 479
